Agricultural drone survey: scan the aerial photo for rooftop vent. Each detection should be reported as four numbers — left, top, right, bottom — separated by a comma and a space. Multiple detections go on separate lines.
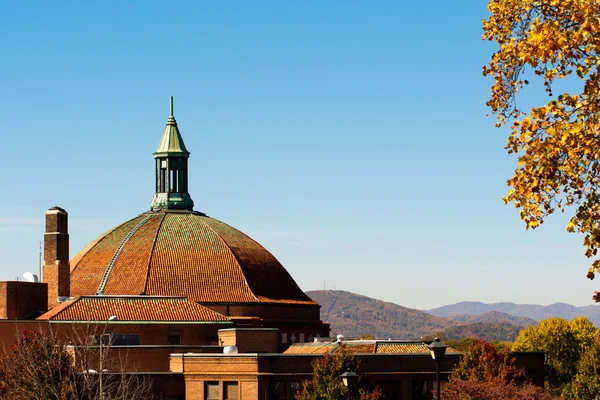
223, 345, 238, 354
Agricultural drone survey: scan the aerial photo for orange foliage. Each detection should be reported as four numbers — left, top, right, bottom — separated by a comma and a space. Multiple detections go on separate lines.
483, 0, 600, 300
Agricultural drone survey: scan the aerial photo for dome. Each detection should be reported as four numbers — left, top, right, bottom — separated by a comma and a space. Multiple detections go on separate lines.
69, 98, 317, 309
70, 210, 315, 305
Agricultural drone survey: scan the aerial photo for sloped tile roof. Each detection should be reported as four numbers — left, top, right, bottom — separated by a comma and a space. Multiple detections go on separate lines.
37, 296, 229, 322
283, 342, 338, 354
376, 342, 460, 354
283, 341, 460, 355
69, 211, 316, 305
344, 342, 377, 354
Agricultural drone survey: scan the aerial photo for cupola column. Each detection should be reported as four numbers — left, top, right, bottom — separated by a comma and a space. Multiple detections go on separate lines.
150, 97, 194, 211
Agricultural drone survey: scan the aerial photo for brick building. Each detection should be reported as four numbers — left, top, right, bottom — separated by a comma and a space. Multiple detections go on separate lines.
0, 98, 544, 399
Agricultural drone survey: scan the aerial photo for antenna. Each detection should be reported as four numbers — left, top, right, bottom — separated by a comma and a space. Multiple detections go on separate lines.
39, 240, 42, 280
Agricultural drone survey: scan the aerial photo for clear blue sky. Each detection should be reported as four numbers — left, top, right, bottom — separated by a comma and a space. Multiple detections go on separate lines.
0, 1, 595, 310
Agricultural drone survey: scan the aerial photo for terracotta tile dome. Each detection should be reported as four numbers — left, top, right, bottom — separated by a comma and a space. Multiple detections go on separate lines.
69, 98, 317, 308
70, 210, 316, 305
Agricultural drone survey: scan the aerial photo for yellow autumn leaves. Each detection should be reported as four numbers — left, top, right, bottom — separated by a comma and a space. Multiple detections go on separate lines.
483, 0, 600, 300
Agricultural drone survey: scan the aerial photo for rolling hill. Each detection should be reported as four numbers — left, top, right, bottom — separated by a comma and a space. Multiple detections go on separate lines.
447, 311, 537, 327
307, 290, 457, 339
306, 290, 535, 341
427, 301, 600, 325
442, 322, 524, 342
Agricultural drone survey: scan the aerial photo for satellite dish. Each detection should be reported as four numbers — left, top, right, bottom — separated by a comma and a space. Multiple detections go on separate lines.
22, 272, 39, 283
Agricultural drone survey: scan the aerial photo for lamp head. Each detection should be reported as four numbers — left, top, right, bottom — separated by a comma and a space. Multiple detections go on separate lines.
428, 337, 447, 361
340, 370, 358, 388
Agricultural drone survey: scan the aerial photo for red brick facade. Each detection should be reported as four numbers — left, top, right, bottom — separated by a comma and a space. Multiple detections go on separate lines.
0, 281, 47, 320
43, 207, 70, 308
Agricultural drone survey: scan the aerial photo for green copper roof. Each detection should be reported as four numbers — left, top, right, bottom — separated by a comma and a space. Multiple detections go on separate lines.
154, 97, 189, 156
150, 97, 195, 212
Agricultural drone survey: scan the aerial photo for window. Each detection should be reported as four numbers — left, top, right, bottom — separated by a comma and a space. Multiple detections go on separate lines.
168, 332, 181, 345
376, 380, 400, 400
281, 333, 287, 344
95, 334, 140, 346
299, 333, 305, 343
269, 382, 301, 400
411, 380, 428, 400
170, 169, 179, 192
289, 382, 301, 397
160, 168, 167, 192
223, 382, 238, 400
111, 334, 140, 346
205, 382, 219, 400
269, 382, 286, 400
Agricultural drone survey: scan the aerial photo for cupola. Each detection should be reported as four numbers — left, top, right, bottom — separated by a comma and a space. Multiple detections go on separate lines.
150, 97, 194, 211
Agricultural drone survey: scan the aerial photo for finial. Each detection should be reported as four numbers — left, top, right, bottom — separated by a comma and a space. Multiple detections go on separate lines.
170, 96, 174, 116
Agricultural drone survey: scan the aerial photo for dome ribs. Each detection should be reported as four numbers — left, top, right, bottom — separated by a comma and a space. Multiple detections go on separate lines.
145, 214, 257, 302
69, 212, 316, 305
70, 216, 146, 296
96, 215, 153, 295
201, 218, 315, 304
102, 214, 164, 295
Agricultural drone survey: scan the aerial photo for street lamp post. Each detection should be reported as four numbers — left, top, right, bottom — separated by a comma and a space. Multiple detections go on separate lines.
428, 337, 447, 400
340, 370, 358, 400
99, 315, 118, 400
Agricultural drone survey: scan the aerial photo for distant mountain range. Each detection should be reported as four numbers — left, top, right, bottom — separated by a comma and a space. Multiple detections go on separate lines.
426, 301, 600, 326
307, 290, 457, 340
442, 322, 524, 342
308, 290, 531, 341
446, 311, 537, 327
307, 290, 600, 341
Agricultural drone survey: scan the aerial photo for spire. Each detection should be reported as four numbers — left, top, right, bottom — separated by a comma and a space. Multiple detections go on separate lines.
155, 96, 189, 155
150, 97, 195, 211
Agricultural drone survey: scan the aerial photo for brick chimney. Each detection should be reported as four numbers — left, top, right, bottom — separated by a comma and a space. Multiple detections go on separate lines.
43, 206, 70, 309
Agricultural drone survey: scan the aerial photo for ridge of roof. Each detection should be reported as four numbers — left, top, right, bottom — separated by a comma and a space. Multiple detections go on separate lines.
97, 215, 153, 295
198, 215, 260, 303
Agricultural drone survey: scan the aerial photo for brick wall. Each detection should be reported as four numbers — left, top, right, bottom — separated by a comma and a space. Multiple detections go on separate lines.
43, 208, 69, 308
71, 345, 223, 372
49, 322, 227, 347
218, 328, 279, 353
203, 303, 321, 321
0, 281, 48, 319
0, 320, 47, 350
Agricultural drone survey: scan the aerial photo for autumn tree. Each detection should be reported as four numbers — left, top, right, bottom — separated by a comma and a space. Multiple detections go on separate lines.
511, 316, 597, 395
441, 339, 560, 400
0, 329, 84, 400
295, 347, 382, 400
451, 339, 527, 385
483, 0, 600, 300
0, 327, 153, 400
562, 334, 600, 400
441, 380, 561, 400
